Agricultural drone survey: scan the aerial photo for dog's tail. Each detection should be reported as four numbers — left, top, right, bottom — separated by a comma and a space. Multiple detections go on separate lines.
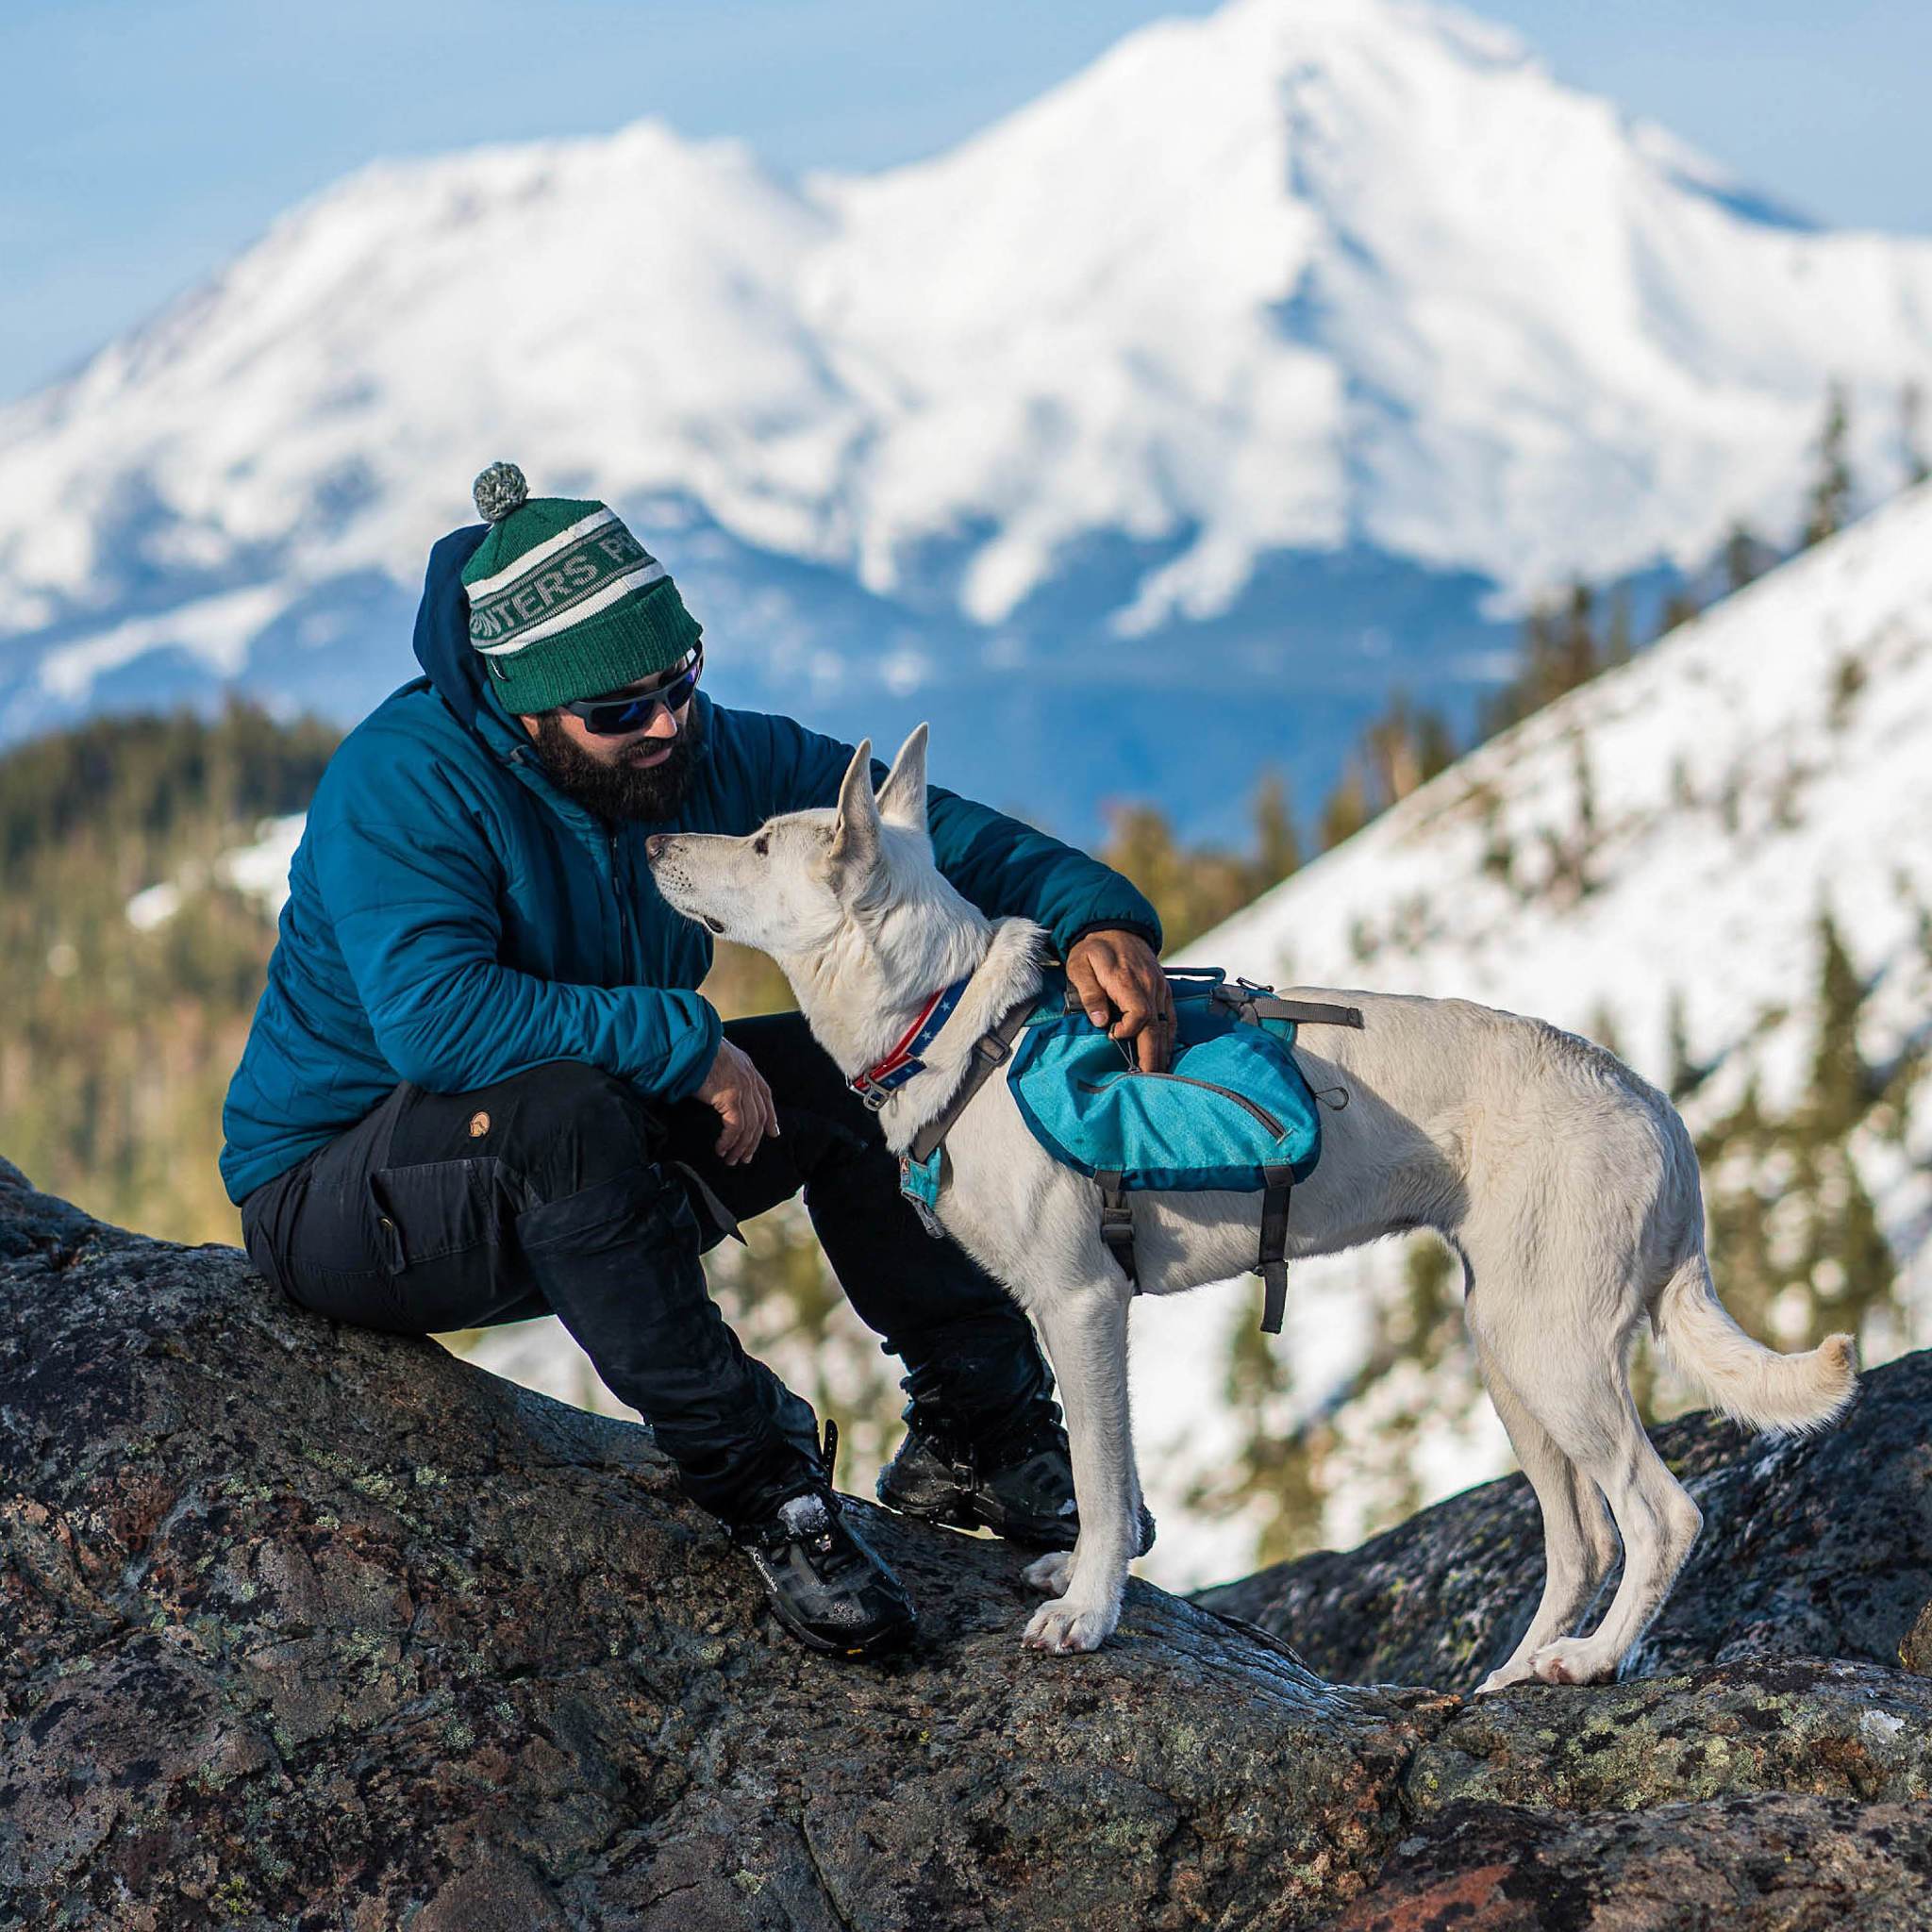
1651, 1248, 1858, 1436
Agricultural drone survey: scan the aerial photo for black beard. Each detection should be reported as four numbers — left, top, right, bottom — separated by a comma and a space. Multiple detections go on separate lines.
529, 702, 706, 824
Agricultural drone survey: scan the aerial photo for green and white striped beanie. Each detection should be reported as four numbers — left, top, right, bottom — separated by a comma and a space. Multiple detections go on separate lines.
460, 461, 703, 715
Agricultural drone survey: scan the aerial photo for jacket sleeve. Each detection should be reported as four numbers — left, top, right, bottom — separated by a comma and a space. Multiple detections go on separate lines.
308, 751, 720, 1100
753, 712, 1163, 958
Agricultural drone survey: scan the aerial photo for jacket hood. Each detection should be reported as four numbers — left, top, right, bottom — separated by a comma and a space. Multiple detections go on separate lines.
412, 523, 504, 744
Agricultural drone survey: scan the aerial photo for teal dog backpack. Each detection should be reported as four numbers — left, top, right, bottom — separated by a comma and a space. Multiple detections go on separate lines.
890, 967, 1362, 1334
1007, 967, 1324, 1190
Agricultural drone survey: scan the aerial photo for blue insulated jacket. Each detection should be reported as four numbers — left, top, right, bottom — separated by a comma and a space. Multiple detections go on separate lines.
219, 524, 1162, 1205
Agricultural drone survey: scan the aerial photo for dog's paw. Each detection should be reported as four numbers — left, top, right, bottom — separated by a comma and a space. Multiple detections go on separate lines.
1474, 1660, 1535, 1697
1022, 1597, 1116, 1655
1023, 1550, 1073, 1595
1529, 1638, 1614, 1686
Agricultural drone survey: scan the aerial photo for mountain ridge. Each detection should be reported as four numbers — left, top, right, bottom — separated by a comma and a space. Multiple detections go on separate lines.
6, 0, 1932, 836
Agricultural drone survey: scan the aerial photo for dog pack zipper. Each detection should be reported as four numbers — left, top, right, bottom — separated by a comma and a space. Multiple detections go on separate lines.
1076, 1072, 1285, 1138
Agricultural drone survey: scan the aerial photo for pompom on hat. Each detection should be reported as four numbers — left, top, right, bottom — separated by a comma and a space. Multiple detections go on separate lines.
459, 462, 702, 715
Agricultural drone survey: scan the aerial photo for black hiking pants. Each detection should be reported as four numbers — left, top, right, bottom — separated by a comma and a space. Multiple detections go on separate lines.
239, 1012, 1052, 1524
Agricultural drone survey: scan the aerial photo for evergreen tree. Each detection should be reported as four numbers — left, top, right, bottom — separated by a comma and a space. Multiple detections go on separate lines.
1097, 802, 1257, 953
1469, 571, 1662, 738
1249, 770, 1302, 894
1723, 523, 1769, 594
1, 701, 341, 1242
1901, 380, 1930, 490
1318, 758, 1373, 851
1801, 382, 1855, 548
1655, 586, 1701, 638
1364, 691, 1425, 808
1604, 587, 1634, 668
1688, 910, 1904, 1378
1807, 910, 1871, 1139
1557, 579, 1597, 693
1664, 989, 1703, 1101
1522, 597, 1563, 713
1414, 708, 1457, 786
1481, 601, 1545, 737
1540, 736, 1597, 903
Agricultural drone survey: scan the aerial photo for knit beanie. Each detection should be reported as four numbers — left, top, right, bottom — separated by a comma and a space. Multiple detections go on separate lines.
460, 462, 703, 714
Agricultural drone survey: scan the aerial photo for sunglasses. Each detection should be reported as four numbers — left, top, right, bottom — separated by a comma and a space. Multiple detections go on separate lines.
559, 647, 703, 735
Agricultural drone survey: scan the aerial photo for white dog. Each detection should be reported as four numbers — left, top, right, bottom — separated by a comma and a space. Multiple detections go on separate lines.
646, 725, 1857, 1686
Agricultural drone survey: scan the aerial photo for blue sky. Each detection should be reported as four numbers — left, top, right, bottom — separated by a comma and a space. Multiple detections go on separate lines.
7, 0, 1929, 405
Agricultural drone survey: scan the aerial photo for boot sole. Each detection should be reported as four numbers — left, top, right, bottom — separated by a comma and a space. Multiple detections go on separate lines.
764, 1593, 919, 1660
880, 1486, 1156, 1557
876, 1484, 1078, 1551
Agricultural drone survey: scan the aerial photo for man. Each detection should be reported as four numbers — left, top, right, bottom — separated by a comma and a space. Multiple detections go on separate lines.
224, 462, 1172, 1657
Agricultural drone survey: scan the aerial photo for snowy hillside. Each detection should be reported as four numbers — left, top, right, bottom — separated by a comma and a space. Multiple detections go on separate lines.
7, 0, 1932, 835
1125, 480, 1932, 1586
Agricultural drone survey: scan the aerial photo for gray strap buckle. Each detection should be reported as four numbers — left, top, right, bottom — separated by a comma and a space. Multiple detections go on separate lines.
1094, 1169, 1140, 1290
852, 1074, 891, 1111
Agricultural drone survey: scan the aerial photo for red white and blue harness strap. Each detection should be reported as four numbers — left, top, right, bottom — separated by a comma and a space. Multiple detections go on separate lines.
847, 974, 974, 1110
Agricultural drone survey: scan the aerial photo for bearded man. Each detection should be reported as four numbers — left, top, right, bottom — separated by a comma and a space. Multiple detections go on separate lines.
223, 463, 1170, 1657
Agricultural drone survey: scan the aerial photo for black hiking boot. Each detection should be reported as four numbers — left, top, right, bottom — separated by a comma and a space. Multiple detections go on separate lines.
876, 1401, 1156, 1556
731, 1423, 917, 1659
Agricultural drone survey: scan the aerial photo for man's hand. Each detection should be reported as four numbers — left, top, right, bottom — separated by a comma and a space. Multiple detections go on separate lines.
694, 1039, 779, 1164
1065, 929, 1174, 1073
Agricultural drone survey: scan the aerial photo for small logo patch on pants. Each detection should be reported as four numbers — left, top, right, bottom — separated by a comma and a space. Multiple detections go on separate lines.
467, 1110, 491, 1139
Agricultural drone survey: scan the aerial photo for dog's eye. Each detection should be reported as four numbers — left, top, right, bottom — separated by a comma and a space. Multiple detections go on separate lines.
753, 832, 771, 857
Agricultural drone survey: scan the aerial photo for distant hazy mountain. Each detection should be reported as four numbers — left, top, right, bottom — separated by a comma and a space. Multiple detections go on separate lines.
7, 0, 1932, 837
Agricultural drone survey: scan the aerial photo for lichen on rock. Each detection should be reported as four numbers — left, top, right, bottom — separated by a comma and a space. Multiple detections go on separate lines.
5, 1158, 1930, 1930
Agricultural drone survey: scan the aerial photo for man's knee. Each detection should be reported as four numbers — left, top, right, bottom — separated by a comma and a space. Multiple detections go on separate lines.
472, 1058, 661, 1204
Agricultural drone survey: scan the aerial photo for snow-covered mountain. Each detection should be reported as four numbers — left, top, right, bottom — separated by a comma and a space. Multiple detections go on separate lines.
1127, 478, 1932, 1585
8, 0, 1932, 836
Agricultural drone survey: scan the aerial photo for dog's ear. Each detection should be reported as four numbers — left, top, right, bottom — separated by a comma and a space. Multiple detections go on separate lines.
827, 737, 882, 888
874, 723, 929, 834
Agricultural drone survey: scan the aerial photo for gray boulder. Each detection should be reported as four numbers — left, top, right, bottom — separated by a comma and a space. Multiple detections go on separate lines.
5, 1158, 1931, 1930
0, 1159, 1446, 1929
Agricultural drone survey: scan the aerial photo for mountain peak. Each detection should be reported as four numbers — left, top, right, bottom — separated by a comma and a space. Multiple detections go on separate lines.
4, 0, 1931, 773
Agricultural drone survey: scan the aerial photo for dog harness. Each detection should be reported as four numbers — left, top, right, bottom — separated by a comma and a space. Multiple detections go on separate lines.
889, 966, 1362, 1333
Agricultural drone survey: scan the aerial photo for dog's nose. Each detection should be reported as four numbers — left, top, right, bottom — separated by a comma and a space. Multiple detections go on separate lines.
644, 835, 668, 861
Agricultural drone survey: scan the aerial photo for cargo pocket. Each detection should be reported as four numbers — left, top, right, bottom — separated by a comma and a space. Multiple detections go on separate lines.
369, 1155, 516, 1266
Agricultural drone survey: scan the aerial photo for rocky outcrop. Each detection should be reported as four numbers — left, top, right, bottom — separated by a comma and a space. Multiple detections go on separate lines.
1194, 1351, 1932, 1690
5, 1158, 1931, 1929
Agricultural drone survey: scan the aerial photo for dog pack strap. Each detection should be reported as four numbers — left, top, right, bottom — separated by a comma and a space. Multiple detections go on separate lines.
1255, 998, 1364, 1030
1213, 980, 1365, 1031
907, 992, 1039, 1164
1094, 1169, 1140, 1291
1256, 1163, 1294, 1334
898, 1143, 947, 1240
